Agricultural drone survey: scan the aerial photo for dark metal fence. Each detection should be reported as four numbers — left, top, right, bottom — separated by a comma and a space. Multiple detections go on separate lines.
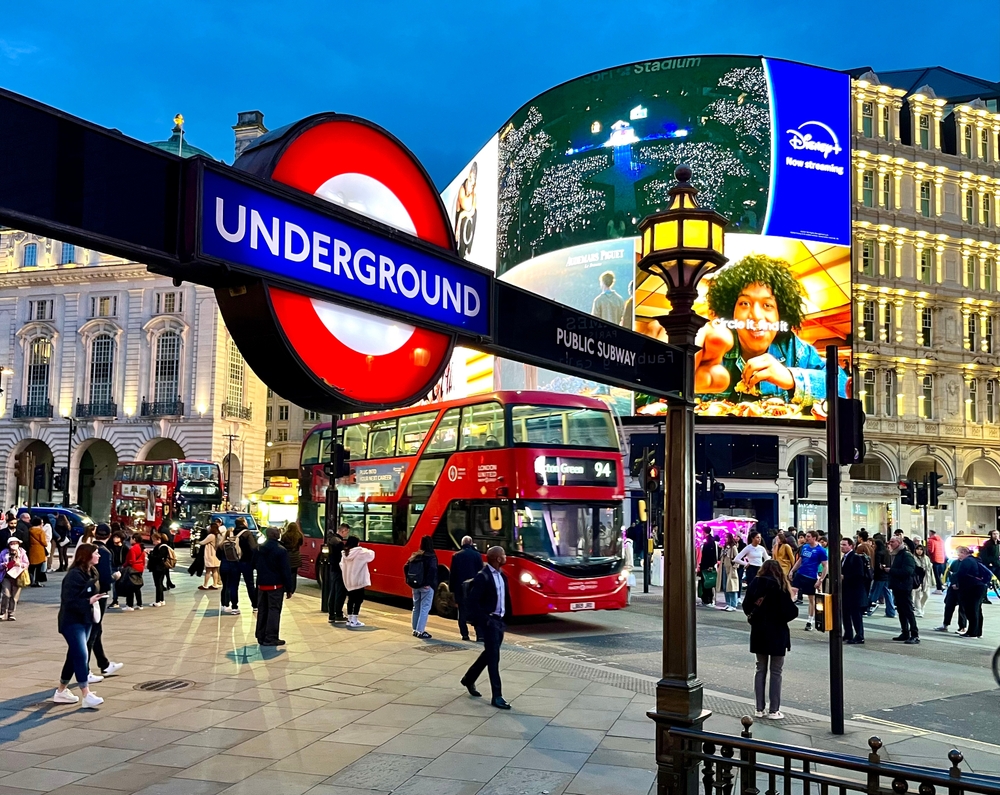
669, 717, 1000, 795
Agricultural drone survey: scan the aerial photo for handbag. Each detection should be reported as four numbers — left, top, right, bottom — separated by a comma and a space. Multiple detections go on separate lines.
701, 570, 718, 590
128, 570, 144, 588
92, 601, 102, 624
16, 570, 30, 588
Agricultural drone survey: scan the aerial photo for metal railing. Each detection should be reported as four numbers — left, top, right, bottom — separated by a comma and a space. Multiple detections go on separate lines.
75, 401, 117, 418
12, 401, 53, 419
668, 717, 1000, 795
221, 402, 252, 420
141, 398, 184, 417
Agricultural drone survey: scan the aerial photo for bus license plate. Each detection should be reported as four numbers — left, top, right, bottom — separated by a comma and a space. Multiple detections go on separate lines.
570, 601, 595, 611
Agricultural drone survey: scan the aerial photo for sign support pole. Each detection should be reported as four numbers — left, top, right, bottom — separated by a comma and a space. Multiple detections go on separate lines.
825, 344, 844, 736
322, 415, 340, 614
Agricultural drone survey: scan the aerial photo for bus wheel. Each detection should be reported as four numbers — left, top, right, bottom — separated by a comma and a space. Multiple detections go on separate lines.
434, 583, 457, 619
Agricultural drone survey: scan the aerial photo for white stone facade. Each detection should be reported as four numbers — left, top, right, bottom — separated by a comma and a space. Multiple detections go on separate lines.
0, 237, 267, 520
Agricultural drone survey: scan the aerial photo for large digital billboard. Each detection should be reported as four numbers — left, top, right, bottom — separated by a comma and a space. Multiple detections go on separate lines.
443, 55, 852, 420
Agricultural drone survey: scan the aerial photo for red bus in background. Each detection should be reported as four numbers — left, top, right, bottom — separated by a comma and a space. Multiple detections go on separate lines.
298, 392, 627, 617
111, 460, 224, 541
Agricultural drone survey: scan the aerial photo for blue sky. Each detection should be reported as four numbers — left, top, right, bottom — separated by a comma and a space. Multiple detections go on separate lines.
1, 0, 998, 187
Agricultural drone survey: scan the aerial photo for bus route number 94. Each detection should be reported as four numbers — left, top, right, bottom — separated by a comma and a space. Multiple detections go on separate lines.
594, 462, 612, 478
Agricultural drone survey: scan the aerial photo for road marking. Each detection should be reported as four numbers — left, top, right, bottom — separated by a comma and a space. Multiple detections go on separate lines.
853, 714, 1000, 753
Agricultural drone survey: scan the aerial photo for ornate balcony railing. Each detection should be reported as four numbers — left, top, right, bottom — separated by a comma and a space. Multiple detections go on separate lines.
12, 401, 53, 419
221, 402, 252, 421
664, 717, 999, 795
141, 398, 184, 417
75, 401, 117, 418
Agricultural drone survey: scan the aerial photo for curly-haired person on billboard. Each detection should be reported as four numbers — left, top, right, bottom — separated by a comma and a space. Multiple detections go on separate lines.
694, 254, 846, 406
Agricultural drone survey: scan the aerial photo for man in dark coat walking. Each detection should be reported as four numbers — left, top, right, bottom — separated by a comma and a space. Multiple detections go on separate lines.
460, 546, 512, 710
326, 523, 349, 624
888, 535, 919, 644
449, 536, 484, 641
254, 527, 293, 646
840, 538, 869, 645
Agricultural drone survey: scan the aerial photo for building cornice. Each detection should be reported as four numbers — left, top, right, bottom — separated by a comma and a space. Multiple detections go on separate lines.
0, 263, 156, 288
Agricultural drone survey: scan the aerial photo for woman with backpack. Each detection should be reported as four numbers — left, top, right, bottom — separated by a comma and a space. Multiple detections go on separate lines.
743, 559, 799, 720
147, 533, 172, 607
281, 522, 304, 596
340, 536, 375, 627
406, 536, 438, 639
218, 528, 244, 615
122, 534, 145, 611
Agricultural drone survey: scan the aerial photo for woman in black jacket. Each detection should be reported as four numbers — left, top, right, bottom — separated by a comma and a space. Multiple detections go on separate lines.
280, 522, 304, 596
148, 533, 172, 607
743, 559, 799, 720
53, 544, 106, 708
53, 515, 72, 572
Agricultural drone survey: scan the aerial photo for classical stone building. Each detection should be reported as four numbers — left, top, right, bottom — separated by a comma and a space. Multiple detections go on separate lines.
0, 120, 268, 520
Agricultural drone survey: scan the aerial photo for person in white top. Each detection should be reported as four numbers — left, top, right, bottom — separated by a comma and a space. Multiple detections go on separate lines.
339, 536, 375, 627
735, 531, 771, 586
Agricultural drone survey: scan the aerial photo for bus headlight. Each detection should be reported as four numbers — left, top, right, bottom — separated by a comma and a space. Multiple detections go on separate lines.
519, 571, 540, 588
170, 522, 180, 531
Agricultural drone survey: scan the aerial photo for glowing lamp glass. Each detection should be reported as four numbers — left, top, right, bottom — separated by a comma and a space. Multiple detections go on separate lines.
653, 220, 678, 252
684, 219, 709, 249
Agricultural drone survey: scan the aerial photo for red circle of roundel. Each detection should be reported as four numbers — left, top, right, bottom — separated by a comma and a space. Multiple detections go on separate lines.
251, 116, 456, 408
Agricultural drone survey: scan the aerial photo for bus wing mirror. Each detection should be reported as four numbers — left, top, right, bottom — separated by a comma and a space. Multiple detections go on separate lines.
638, 500, 647, 522
489, 507, 503, 532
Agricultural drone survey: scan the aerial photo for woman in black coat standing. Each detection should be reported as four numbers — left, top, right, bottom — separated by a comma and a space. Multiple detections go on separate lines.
743, 559, 799, 720
53, 544, 106, 708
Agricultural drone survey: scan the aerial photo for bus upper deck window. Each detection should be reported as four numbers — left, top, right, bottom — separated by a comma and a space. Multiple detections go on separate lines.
460, 402, 505, 450
425, 408, 461, 453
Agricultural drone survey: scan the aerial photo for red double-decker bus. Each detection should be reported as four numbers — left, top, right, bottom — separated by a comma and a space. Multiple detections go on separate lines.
298, 392, 627, 617
111, 459, 224, 540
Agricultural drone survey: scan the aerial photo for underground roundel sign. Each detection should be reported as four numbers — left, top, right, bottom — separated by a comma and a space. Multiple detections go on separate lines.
215, 114, 459, 413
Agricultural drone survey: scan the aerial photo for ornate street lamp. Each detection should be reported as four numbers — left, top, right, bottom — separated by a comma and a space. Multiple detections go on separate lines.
638, 166, 728, 795
638, 165, 728, 346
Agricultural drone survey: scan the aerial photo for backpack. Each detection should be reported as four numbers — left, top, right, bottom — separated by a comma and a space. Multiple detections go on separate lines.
911, 564, 926, 591
164, 546, 177, 570
858, 553, 873, 588
404, 557, 426, 588
976, 562, 994, 587
221, 535, 240, 563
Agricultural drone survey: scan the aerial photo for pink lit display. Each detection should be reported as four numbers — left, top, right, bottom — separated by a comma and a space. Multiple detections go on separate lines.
694, 516, 758, 548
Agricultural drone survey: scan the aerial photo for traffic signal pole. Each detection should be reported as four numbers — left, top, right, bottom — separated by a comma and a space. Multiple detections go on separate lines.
322, 414, 340, 612
824, 345, 845, 736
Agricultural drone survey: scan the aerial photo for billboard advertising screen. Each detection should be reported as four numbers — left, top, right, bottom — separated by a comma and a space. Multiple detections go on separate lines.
444, 55, 852, 420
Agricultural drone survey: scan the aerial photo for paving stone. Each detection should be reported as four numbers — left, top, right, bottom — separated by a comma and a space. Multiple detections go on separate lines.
476, 767, 575, 795
131, 781, 228, 795
0, 768, 88, 792
355, 705, 437, 729
471, 713, 550, 741
404, 714, 488, 739
173, 728, 262, 749
549, 709, 623, 731
529, 727, 606, 753
73, 762, 176, 792
418, 751, 509, 782
174, 756, 275, 784
391, 775, 482, 795
94, 728, 192, 752
587, 749, 657, 769
376, 734, 459, 758
215, 771, 325, 795
268, 742, 370, 775
448, 735, 527, 758
0, 752, 57, 773
326, 753, 430, 790
321, 725, 404, 746
566, 763, 656, 795
132, 744, 221, 768
38, 746, 143, 774
225, 729, 326, 759
509, 747, 590, 774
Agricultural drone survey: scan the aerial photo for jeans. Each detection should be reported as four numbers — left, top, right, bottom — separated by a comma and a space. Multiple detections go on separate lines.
725, 591, 738, 608
240, 561, 258, 609
465, 615, 505, 700
0, 576, 21, 616
60, 623, 92, 686
867, 581, 896, 617
88, 599, 110, 671
932, 562, 945, 590
745, 565, 760, 586
754, 653, 784, 713
347, 588, 365, 615
893, 588, 918, 639
220, 561, 240, 609
411, 586, 433, 632
256, 589, 284, 643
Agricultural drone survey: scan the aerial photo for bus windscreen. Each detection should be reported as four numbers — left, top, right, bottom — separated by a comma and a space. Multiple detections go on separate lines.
511, 406, 618, 449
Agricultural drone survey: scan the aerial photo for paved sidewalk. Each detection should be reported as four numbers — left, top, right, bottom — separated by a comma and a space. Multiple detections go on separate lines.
0, 570, 995, 795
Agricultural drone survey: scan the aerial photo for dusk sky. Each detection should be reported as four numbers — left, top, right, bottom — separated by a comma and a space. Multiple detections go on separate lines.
2, 0, 998, 187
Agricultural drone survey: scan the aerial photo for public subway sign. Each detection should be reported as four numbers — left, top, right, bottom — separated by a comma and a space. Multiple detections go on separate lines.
196, 165, 491, 337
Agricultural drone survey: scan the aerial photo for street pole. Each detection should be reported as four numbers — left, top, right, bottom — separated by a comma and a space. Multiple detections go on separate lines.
223, 433, 238, 510
323, 415, 340, 612
64, 415, 74, 507
644, 447, 652, 594
825, 344, 844, 735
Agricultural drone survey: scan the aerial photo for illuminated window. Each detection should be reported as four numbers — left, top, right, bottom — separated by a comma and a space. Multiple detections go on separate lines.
881, 242, 892, 276
155, 291, 182, 314
988, 380, 997, 424
983, 195, 992, 228
227, 338, 244, 408
153, 332, 180, 404
59, 243, 75, 265
968, 380, 978, 423
881, 174, 892, 209
862, 302, 875, 340
967, 314, 978, 350
965, 191, 975, 224
90, 295, 117, 318
920, 307, 932, 347
861, 102, 874, 138
26, 337, 52, 407
862, 369, 876, 415
862, 170, 874, 207
985, 258, 995, 292
918, 115, 930, 149
880, 106, 890, 140
966, 256, 978, 289
919, 181, 932, 217
22, 243, 37, 267
860, 240, 874, 276
982, 129, 991, 162
881, 303, 892, 340
89, 335, 115, 406
919, 249, 933, 285
964, 126, 974, 158
920, 375, 934, 420
986, 315, 995, 354
883, 370, 895, 417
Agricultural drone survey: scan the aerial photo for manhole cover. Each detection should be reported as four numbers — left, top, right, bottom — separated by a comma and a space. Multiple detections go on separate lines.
417, 644, 465, 654
134, 679, 195, 692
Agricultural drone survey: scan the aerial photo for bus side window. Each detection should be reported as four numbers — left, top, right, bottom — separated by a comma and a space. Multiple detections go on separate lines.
424, 408, 461, 454
460, 402, 505, 450
366, 505, 393, 544
406, 459, 445, 538
114, 466, 124, 481
471, 503, 509, 541
367, 420, 397, 459
343, 425, 368, 461
302, 430, 322, 466
397, 411, 437, 456
340, 505, 365, 540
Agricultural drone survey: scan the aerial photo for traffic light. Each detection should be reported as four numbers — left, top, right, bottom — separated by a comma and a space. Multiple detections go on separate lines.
52, 469, 64, 492
323, 443, 351, 479
794, 455, 809, 499
644, 460, 661, 493
630, 448, 653, 479
899, 478, 914, 505
837, 398, 866, 466
33, 463, 45, 490
711, 479, 726, 502
916, 479, 928, 508
929, 471, 944, 507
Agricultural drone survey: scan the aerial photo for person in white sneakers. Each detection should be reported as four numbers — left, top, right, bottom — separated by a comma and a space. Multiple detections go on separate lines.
53, 544, 106, 708
340, 536, 375, 627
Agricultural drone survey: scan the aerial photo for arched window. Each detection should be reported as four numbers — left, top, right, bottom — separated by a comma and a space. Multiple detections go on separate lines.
26, 337, 52, 407
227, 338, 245, 408
154, 332, 180, 404
89, 334, 115, 406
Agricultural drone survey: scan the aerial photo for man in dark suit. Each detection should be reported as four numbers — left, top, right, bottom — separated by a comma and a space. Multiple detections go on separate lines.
888, 535, 919, 644
840, 537, 868, 645
449, 536, 484, 641
460, 546, 511, 710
